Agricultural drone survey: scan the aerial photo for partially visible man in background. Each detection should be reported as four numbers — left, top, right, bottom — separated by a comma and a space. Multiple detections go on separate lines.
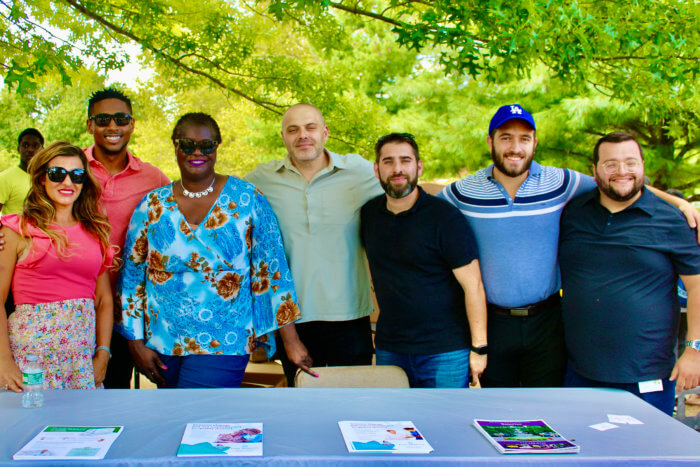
0, 128, 44, 215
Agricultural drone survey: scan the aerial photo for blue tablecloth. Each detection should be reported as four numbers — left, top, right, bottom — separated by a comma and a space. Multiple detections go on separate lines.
2, 387, 699, 465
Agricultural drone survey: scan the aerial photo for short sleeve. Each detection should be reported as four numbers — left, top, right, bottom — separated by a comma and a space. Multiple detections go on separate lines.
439, 204, 479, 270
571, 170, 597, 197
666, 214, 700, 276
98, 243, 118, 276
0, 170, 11, 204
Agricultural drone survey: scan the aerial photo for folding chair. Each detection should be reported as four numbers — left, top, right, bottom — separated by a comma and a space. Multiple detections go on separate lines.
294, 365, 409, 388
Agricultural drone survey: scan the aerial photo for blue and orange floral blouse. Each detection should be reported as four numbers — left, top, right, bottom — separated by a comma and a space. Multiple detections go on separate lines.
116, 176, 301, 358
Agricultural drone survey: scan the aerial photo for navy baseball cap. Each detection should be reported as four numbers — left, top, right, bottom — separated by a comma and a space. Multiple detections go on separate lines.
488, 104, 536, 135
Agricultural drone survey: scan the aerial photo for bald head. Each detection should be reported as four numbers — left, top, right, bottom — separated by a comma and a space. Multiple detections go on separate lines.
281, 103, 325, 130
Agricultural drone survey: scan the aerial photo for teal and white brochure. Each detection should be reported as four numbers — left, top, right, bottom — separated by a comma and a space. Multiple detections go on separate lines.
177, 423, 263, 457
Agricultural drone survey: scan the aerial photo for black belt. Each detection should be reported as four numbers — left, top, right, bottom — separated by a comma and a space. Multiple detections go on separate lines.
487, 293, 560, 317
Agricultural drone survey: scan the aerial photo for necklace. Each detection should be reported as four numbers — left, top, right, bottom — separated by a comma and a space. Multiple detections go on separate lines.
181, 177, 216, 199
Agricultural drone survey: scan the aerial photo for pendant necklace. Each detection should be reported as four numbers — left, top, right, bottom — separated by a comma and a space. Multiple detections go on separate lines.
181, 176, 216, 199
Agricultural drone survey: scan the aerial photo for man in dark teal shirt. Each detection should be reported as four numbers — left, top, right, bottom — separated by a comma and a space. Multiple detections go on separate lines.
559, 132, 700, 415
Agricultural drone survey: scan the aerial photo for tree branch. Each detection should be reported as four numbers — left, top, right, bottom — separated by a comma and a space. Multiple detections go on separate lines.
62, 0, 286, 114
175, 52, 292, 81
329, 1, 404, 27
675, 178, 700, 192
594, 55, 698, 61
678, 141, 700, 160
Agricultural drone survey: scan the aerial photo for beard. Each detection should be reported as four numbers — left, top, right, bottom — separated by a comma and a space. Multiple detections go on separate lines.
380, 172, 418, 199
491, 146, 534, 178
595, 173, 644, 202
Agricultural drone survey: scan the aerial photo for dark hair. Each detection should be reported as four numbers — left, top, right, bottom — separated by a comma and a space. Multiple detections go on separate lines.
374, 133, 420, 162
171, 112, 222, 143
88, 88, 133, 116
593, 131, 644, 165
18, 128, 44, 146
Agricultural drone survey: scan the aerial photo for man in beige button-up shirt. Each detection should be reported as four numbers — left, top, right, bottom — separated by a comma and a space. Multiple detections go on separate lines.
245, 104, 382, 386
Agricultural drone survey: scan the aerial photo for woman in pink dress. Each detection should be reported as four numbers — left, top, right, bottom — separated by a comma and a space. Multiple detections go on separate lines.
0, 141, 115, 391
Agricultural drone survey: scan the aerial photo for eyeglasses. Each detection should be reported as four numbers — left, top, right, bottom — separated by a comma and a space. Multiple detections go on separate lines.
89, 113, 133, 127
599, 160, 642, 174
177, 139, 219, 155
46, 166, 87, 184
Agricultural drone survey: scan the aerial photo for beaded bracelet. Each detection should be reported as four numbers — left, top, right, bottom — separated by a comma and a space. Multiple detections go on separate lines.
95, 346, 112, 359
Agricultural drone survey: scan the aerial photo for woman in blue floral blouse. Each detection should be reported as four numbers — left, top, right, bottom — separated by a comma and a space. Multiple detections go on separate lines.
117, 113, 301, 388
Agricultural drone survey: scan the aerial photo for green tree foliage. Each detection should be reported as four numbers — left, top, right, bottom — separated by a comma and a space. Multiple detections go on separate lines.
0, 1, 697, 195
268, 1, 698, 108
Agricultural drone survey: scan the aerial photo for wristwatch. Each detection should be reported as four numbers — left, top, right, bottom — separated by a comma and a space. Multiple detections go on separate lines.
686, 340, 700, 352
470, 345, 488, 355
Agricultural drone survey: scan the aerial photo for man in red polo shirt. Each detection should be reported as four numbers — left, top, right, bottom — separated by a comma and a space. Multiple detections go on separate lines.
85, 88, 170, 388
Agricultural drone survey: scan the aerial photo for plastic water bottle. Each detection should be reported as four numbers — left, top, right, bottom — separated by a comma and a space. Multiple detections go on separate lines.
21, 355, 44, 408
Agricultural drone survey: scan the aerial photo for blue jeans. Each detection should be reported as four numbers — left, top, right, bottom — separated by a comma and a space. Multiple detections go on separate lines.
564, 366, 676, 415
157, 353, 250, 388
375, 348, 470, 388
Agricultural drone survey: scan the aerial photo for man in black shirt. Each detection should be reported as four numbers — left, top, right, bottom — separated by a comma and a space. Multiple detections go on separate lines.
360, 133, 488, 388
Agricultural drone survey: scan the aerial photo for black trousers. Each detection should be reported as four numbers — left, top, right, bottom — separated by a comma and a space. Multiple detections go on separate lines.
276, 316, 374, 387
480, 299, 566, 388
4, 289, 14, 318
102, 332, 135, 389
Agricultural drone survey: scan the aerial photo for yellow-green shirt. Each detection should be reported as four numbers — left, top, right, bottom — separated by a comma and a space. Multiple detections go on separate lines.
245, 152, 383, 322
0, 165, 30, 215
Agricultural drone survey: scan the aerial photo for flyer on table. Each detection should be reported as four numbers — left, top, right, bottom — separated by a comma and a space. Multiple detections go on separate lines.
13, 426, 124, 460
473, 419, 579, 454
177, 423, 263, 457
338, 421, 433, 454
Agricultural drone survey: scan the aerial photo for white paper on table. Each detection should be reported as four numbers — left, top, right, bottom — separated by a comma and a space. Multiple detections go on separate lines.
338, 421, 433, 454
589, 422, 619, 431
13, 426, 123, 460
177, 423, 263, 457
607, 414, 643, 425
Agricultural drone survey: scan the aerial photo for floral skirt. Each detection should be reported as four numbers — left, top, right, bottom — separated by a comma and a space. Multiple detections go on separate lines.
9, 298, 97, 390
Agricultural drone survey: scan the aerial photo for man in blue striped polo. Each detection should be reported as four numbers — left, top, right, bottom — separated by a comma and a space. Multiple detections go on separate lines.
437, 104, 595, 387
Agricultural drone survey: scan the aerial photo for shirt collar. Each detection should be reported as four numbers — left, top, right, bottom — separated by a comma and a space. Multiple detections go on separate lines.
275, 149, 345, 173
84, 144, 141, 173
583, 186, 656, 216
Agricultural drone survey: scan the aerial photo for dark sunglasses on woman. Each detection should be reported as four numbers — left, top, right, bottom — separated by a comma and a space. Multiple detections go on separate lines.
89, 113, 133, 127
177, 139, 218, 155
46, 167, 87, 184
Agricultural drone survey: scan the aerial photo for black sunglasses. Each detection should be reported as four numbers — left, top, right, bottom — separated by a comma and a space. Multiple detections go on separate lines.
46, 166, 87, 184
177, 139, 218, 155
89, 113, 133, 127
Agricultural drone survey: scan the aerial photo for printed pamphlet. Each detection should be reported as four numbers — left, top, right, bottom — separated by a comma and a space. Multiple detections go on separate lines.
13, 426, 123, 460
338, 421, 433, 454
474, 419, 579, 454
177, 423, 263, 457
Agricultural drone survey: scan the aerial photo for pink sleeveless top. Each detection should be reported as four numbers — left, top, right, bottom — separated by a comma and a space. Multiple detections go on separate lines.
3, 214, 114, 305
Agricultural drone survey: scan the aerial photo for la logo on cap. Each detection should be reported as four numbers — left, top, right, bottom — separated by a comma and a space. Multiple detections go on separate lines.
510, 105, 522, 115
